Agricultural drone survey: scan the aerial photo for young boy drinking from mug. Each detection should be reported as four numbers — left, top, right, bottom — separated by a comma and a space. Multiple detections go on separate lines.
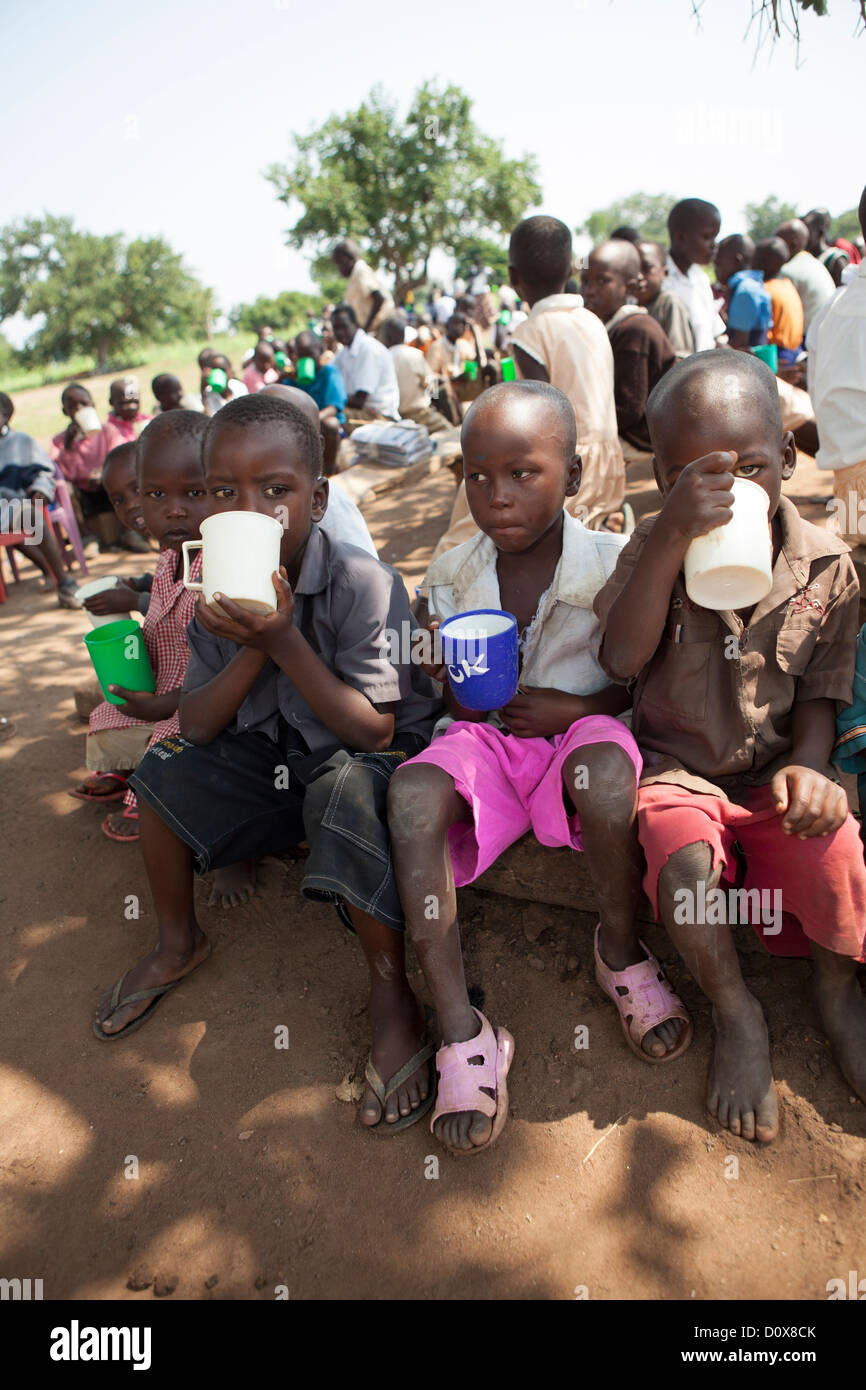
93, 395, 443, 1142
595, 350, 866, 1143
387, 382, 693, 1157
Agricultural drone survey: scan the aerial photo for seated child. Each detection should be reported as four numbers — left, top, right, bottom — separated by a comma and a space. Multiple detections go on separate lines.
509, 215, 626, 531
69, 412, 210, 843
93, 395, 443, 1148
52, 383, 129, 551
202, 355, 248, 415
0, 390, 81, 609
108, 378, 151, 440
753, 239, 805, 366
387, 382, 693, 1157
713, 235, 773, 349
636, 241, 696, 358
595, 350, 866, 1143
665, 198, 726, 352
581, 239, 676, 452
243, 340, 280, 394
152, 373, 204, 414
289, 331, 348, 475
82, 443, 155, 622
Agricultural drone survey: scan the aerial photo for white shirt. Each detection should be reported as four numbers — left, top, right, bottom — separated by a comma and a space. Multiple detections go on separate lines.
779, 250, 836, 334
665, 255, 725, 352
422, 511, 628, 722
431, 294, 455, 325
808, 261, 866, 472
335, 330, 400, 418
318, 476, 378, 557
389, 343, 433, 413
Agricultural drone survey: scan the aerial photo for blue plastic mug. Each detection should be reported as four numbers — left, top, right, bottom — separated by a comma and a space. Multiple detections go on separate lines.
439, 609, 519, 711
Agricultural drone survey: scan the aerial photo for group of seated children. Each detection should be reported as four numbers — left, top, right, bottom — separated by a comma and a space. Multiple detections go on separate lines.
80, 357, 865, 1158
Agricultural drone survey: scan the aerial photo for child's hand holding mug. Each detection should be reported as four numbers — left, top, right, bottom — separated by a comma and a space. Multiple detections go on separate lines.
85, 583, 139, 616
195, 568, 295, 653
658, 451, 737, 545
419, 618, 447, 683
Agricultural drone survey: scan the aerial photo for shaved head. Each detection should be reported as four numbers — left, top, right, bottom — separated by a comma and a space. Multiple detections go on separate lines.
753, 237, 790, 279
776, 219, 809, 256
647, 349, 782, 456
261, 382, 321, 433
591, 239, 642, 279
462, 380, 577, 463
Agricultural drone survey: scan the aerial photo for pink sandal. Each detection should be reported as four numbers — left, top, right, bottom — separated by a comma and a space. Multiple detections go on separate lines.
101, 806, 140, 843
429, 1007, 515, 1156
593, 924, 693, 1064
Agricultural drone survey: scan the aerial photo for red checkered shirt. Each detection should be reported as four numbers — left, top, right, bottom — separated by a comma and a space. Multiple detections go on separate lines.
87, 548, 201, 809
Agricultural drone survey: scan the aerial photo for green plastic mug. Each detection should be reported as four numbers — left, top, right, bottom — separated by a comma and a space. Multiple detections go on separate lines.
207, 367, 228, 392
296, 356, 316, 384
500, 357, 516, 381
750, 343, 778, 373
464, 360, 479, 381
83, 619, 155, 705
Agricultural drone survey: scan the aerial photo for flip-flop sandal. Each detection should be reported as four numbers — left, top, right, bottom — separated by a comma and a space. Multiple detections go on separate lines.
92, 946, 212, 1041
101, 806, 139, 842
69, 772, 129, 803
593, 924, 693, 1064
363, 1006, 437, 1136
429, 1007, 515, 1157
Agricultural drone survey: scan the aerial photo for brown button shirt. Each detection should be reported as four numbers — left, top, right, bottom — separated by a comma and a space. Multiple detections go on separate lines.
593, 496, 859, 799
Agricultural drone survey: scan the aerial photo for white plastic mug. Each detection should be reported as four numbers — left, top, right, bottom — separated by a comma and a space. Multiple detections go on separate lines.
74, 406, 101, 435
74, 575, 123, 627
685, 477, 772, 611
182, 511, 283, 615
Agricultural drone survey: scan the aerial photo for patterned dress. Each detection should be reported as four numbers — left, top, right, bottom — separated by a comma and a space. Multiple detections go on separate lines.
87, 547, 201, 808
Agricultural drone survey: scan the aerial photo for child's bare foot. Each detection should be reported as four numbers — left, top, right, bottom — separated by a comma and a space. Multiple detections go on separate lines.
208, 861, 256, 908
708, 992, 779, 1142
95, 931, 210, 1036
813, 965, 866, 1103
360, 989, 431, 1127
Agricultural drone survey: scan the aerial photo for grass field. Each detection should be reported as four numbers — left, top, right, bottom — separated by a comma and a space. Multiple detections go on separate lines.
3, 333, 258, 445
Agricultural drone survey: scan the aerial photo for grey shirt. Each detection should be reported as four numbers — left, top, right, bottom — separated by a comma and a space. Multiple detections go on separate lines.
0, 427, 56, 502
182, 524, 441, 752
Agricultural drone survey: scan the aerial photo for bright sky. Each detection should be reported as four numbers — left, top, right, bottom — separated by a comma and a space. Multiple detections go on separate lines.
5, 0, 864, 325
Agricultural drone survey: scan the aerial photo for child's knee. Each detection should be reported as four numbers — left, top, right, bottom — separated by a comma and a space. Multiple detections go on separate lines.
659, 839, 716, 891
388, 763, 453, 841
566, 741, 637, 817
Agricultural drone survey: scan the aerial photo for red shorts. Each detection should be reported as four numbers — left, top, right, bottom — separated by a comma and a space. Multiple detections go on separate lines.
637, 782, 866, 962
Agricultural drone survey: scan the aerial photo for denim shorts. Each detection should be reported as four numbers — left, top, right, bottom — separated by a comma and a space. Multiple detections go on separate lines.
129, 725, 428, 931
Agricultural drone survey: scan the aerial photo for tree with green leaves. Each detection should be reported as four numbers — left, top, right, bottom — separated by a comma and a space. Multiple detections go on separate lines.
578, 194, 678, 246
0, 216, 214, 371
266, 82, 541, 301
229, 290, 323, 337
743, 196, 798, 241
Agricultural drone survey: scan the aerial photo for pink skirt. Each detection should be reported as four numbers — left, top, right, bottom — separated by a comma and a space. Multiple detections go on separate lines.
406, 716, 642, 885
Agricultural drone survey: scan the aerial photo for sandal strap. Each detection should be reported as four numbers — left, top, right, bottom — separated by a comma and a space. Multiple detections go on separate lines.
433, 1008, 498, 1120
365, 1041, 435, 1105
594, 926, 689, 1043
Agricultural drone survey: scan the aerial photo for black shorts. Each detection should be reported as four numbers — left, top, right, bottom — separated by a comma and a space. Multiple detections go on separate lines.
128, 725, 428, 931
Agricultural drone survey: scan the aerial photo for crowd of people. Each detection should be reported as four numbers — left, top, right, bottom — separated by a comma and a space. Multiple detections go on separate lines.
3, 187, 866, 1159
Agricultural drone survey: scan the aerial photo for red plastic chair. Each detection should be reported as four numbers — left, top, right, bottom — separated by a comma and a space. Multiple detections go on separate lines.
0, 510, 59, 602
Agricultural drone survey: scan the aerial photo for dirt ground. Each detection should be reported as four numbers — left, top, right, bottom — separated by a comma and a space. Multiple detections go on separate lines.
1, 458, 864, 1303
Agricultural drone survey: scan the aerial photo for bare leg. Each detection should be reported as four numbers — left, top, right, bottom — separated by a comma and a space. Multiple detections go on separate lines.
95, 800, 209, 1034
811, 942, 866, 1102
347, 906, 431, 1127
566, 742, 684, 1056
657, 841, 779, 1141
320, 417, 340, 476
388, 763, 493, 1153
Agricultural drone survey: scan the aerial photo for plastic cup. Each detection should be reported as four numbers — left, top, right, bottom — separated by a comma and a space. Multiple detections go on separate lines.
439, 609, 519, 711
463, 361, 479, 381
75, 575, 122, 628
274, 351, 287, 372
83, 619, 155, 704
296, 357, 316, 384
207, 367, 228, 392
182, 510, 283, 615
751, 343, 778, 373
500, 357, 516, 381
74, 406, 101, 435
684, 477, 773, 611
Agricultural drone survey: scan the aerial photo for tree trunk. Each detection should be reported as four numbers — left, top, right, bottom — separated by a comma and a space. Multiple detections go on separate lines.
96, 341, 108, 372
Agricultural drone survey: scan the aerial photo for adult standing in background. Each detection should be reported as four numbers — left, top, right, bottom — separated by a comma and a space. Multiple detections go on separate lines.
332, 239, 395, 339
775, 219, 836, 333
803, 208, 855, 286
